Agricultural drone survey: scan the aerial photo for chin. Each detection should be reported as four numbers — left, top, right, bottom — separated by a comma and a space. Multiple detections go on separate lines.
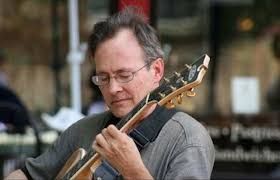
112, 107, 132, 118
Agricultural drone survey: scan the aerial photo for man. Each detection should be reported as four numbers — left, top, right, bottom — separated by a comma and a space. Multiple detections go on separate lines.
6, 8, 215, 179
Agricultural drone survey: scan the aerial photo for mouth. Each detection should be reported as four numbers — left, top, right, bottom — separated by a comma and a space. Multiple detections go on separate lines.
111, 97, 132, 106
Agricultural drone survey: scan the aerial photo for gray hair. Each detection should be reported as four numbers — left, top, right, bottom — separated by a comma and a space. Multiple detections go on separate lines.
88, 7, 164, 64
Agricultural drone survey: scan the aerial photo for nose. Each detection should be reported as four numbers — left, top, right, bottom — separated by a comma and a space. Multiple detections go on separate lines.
108, 77, 122, 94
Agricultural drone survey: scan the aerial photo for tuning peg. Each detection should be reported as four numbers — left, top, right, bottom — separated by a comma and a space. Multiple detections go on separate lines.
166, 100, 175, 109
177, 93, 183, 104
185, 64, 192, 69
163, 77, 170, 83
180, 78, 188, 85
174, 71, 181, 77
158, 92, 165, 98
169, 85, 176, 91
186, 88, 196, 97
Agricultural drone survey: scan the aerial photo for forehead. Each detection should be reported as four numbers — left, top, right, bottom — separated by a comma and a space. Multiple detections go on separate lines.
94, 29, 146, 72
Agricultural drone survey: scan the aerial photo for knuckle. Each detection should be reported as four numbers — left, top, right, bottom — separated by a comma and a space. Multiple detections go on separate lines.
95, 134, 102, 141
102, 128, 107, 134
107, 125, 114, 131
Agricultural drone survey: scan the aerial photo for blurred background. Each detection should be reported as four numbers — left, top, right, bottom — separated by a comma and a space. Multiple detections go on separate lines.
0, 0, 279, 179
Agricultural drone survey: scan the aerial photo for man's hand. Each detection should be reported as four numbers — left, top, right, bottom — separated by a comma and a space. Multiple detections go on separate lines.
93, 125, 153, 179
5, 169, 27, 180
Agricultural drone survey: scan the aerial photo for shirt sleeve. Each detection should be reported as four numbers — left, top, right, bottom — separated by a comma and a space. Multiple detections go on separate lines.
23, 125, 78, 180
163, 112, 215, 180
23, 112, 109, 180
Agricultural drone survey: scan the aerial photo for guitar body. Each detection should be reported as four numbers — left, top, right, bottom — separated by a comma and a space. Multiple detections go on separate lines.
67, 154, 101, 180
55, 148, 86, 179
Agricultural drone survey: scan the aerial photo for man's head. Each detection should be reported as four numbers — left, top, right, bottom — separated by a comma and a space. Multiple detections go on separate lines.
88, 7, 164, 65
88, 8, 164, 118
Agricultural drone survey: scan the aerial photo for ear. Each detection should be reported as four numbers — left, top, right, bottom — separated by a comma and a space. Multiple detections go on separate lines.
151, 58, 164, 84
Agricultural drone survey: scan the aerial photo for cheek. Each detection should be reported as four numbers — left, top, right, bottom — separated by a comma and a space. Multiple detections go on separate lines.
99, 89, 110, 103
131, 77, 153, 99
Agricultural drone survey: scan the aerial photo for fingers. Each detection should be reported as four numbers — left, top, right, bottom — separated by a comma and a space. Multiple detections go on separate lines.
93, 125, 121, 159
94, 125, 132, 153
95, 128, 111, 150
106, 125, 123, 139
93, 125, 142, 174
94, 125, 119, 149
106, 125, 135, 145
102, 128, 113, 143
94, 134, 106, 149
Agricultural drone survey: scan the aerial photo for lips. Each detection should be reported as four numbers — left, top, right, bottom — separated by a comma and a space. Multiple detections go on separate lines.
111, 98, 131, 105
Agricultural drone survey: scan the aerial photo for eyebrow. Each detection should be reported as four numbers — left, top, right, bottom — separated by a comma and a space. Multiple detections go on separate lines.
96, 68, 134, 75
95, 72, 108, 76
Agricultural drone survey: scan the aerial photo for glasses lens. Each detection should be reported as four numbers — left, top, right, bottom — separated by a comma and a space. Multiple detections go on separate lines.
92, 64, 148, 86
92, 75, 109, 85
116, 72, 133, 83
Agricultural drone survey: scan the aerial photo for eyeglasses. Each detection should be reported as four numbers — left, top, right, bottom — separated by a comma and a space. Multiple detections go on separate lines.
92, 62, 151, 86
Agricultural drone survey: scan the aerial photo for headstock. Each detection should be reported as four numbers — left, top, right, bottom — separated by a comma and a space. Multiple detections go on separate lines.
148, 54, 210, 108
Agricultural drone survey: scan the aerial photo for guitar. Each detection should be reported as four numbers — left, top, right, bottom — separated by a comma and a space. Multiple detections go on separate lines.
56, 54, 210, 179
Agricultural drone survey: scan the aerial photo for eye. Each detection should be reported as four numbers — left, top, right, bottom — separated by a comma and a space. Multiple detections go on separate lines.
117, 72, 132, 81
98, 75, 109, 82
119, 72, 132, 78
